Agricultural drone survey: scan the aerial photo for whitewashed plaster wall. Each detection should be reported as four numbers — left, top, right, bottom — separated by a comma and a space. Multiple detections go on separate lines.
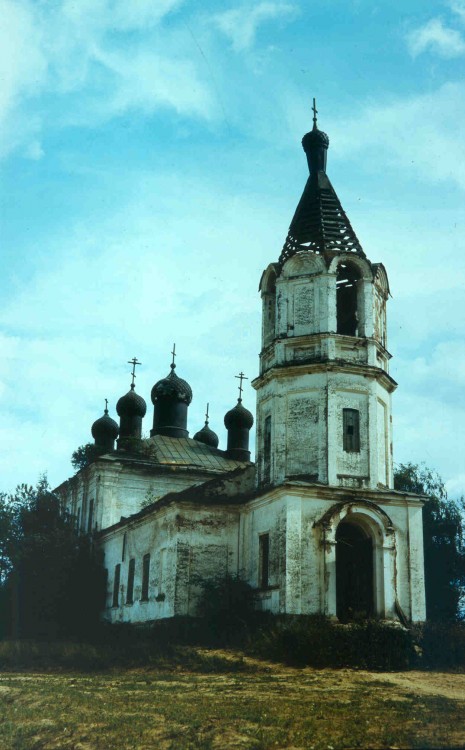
240, 486, 426, 622
102, 502, 240, 623
58, 461, 217, 533
254, 370, 394, 490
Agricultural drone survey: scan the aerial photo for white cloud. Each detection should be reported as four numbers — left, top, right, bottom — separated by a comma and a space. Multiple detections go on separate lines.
213, 2, 296, 52
450, 1, 465, 24
0, 0, 212, 159
327, 83, 465, 191
406, 17, 465, 58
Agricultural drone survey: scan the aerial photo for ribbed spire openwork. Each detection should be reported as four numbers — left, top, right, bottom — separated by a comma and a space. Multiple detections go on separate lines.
279, 171, 365, 268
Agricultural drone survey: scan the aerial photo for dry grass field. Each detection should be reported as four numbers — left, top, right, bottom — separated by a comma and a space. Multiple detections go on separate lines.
1, 649, 464, 750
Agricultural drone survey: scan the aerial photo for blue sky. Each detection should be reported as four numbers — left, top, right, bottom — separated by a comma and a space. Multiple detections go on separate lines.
1, 0, 465, 495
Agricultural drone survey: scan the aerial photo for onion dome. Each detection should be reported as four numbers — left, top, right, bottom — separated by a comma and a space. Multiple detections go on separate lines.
116, 384, 147, 418
224, 400, 254, 431
91, 401, 119, 451
301, 98, 329, 175
194, 404, 219, 449
151, 365, 193, 406
224, 373, 253, 461
150, 347, 193, 439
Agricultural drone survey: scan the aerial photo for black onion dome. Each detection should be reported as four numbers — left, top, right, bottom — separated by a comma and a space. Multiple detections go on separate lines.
91, 410, 119, 442
224, 400, 254, 430
151, 365, 193, 406
116, 385, 147, 417
302, 126, 329, 151
194, 422, 219, 449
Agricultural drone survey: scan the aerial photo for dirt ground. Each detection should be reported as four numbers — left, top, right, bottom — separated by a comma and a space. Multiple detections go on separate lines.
1, 650, 464, 749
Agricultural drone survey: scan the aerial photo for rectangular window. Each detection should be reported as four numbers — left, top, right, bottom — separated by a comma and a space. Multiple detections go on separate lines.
87, 498, 94, 534
141, 553, 150, 601
103, 568, 108, 608
159, 548, 166, 594
76, 507, 81, 532
122, 532, 127, 562
263, 415, 271, 483
343, 408, 360, 452
126, 558, 135, 604
259, 534, 270, 589
112, 563, 121, 607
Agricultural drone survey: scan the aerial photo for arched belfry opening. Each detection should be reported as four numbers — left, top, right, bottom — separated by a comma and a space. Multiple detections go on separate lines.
336, 262, 361, 336
336, 519, 374, 622
261, 266, 277, 348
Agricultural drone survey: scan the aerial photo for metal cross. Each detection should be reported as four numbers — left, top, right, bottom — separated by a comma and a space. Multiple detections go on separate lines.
312, 97, 318, 128
127, 357, 141, 386
171, 343, 176, 368
235, 371, 248, 401
205, 402, 210, 424
104, 398, 109, 414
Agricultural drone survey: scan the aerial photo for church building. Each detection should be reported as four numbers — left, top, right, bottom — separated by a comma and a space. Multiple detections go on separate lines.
57, 106, 426, 624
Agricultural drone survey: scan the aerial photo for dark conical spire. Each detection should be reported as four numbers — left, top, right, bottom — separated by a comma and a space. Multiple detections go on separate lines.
279, 99, 364, 268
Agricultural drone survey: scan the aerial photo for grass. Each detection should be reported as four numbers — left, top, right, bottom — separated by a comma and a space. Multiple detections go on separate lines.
1, 649, 465, 749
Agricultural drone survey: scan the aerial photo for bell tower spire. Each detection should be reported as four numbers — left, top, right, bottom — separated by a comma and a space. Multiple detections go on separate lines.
254, 107, 395, 490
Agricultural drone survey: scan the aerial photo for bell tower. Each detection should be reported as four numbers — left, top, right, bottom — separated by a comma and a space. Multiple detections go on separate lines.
253, 103, 395, 491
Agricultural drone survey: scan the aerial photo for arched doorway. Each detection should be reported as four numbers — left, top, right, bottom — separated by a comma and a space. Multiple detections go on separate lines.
336, 519, 374, 621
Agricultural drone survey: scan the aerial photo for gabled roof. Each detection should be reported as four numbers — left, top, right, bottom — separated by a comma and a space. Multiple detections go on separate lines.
279, 171, 365, 267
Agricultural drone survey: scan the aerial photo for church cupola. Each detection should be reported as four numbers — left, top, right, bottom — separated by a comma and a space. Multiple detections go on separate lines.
280, 98, 364, 267
150, 345, 193, 439
116, 357, 147, 448
194, 403, 219, 449
224, 373, 253, 461
91, 399, 119, 452
301, 98, 329, 174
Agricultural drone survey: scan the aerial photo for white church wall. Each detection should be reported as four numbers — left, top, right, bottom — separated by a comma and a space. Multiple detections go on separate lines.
101, 501, 240, 623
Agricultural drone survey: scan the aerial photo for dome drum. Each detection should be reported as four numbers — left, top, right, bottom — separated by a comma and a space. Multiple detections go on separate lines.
151, 400, 189, 439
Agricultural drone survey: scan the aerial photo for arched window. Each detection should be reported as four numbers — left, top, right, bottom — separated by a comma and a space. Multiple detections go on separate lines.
336, 262, 361, 336
261, 267, 277, 347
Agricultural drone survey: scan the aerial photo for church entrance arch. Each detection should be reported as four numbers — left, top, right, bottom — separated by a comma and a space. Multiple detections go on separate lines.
336, 519, 374, 621
316, 500, 397, 621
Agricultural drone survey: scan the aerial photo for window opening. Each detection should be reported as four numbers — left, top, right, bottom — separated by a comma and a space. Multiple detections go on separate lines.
112, 564, 121, 607
122, 532, 127, 562
76, 507, 81, 532
259, 534, 270, 589
343, 409, 360, 452
337, 263, 360, 336
141, 553, 150, 601
126, 558, 135, 604
263, 415, 271, 483
87, 498, 94, 534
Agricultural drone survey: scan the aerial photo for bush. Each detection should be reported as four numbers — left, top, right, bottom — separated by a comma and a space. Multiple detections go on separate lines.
196, 574, 261, 645
413, 621, 465, 669
251, 616, 416, 670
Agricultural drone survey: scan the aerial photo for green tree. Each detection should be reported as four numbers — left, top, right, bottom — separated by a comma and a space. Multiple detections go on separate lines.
71, 443, 104, 472
394, 463, 465, 621
0, 476, 105, 639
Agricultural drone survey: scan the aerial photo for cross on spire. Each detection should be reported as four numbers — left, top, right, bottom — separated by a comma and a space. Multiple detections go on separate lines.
171, 343, 176, 370
127, 357, 141, 388
235, 371, 248, 402
205, 402, 210, 425
104, 398, 109, 414
312, 97, 318, 129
